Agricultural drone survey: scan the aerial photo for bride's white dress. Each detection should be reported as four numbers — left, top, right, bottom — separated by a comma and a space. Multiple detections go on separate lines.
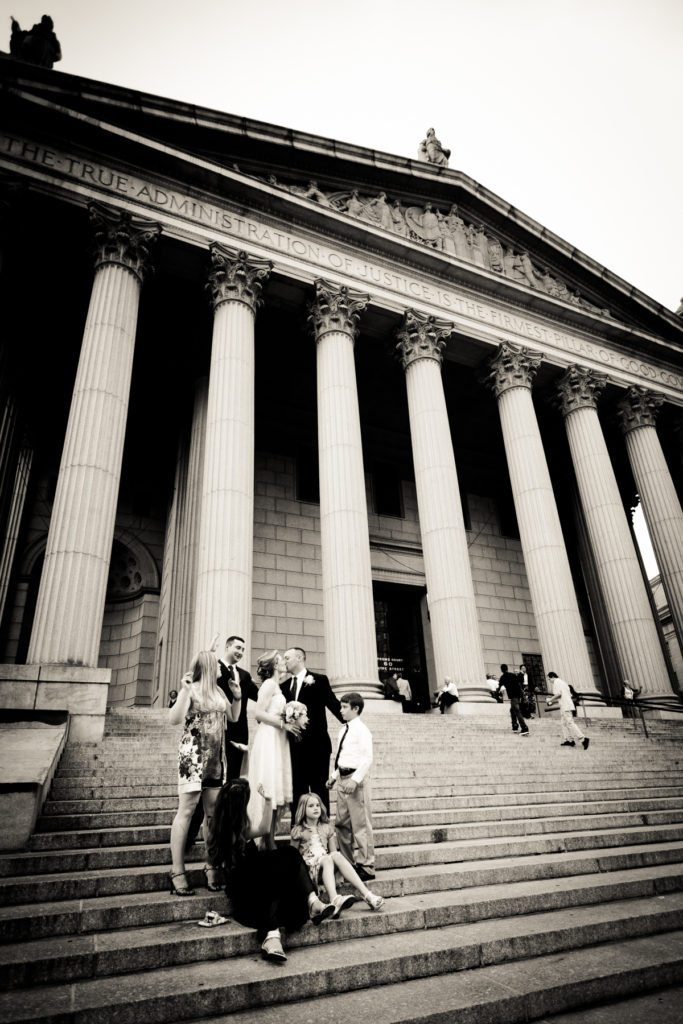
247, 679, 292, 826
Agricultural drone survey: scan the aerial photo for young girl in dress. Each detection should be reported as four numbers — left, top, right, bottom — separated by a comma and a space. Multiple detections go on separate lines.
290, 793, 384, 915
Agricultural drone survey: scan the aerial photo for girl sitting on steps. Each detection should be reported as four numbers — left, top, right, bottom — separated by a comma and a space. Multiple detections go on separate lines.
290, 792, 384, 914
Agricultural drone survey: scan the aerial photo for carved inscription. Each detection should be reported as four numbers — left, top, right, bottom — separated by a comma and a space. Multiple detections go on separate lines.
1, 134, 681, 397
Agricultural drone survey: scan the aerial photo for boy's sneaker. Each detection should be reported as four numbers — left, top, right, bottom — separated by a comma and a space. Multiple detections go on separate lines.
355, 864, 375, 882
364, 892, 384, 911
560, 741, 575, 747
582, 737, 590, 750
521, 731, 530, 737
332, 894, 357, 918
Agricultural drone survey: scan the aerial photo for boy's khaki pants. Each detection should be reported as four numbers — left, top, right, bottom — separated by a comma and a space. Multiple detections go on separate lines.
335, 779, 375, 869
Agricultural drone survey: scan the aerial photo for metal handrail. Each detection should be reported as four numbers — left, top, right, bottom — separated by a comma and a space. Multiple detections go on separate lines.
544, 690, 683, 738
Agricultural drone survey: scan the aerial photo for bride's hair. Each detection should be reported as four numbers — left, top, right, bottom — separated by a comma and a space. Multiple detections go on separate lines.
257, 649, 279, 681
189, 650, 226, 712
208, 778, 250, 876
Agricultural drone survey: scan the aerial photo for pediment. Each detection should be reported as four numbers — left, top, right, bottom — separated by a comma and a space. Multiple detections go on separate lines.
246, 173, 610, 319
2, 56, 682, 346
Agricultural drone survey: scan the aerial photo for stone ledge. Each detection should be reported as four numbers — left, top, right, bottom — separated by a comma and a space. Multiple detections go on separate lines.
0, 665, 112, 745
0, 715, 69, 851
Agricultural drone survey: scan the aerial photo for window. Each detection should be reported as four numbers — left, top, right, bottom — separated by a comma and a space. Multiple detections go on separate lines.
296, 449, 319, 504
372, 462, 403, 518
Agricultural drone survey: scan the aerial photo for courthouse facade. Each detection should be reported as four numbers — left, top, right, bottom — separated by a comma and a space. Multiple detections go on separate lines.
0, 57, 682, 739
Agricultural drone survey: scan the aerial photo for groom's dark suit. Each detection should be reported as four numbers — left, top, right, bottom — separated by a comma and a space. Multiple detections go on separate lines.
281, 671, 343, 813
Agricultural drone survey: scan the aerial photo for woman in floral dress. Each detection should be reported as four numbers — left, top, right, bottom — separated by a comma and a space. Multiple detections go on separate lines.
168, 649, 242, 895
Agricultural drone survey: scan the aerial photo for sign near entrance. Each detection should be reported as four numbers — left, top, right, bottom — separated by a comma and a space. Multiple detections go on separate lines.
378, 656, 404, 675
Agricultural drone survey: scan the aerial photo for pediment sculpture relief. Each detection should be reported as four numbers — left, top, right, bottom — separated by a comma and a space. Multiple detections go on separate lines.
260, 175, 610, 317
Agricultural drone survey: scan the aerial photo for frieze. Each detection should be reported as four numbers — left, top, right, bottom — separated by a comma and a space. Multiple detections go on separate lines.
261, 174, 610, 317
1, 133, 682, 401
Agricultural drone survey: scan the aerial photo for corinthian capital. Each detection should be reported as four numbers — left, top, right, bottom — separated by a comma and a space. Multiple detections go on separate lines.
484, 341, 542, 398
308, 279, 369, 340
395, 309, 453, 370
206, 244, 272, 313
616, 386, 663, 435
89, 203, 160, 283
556, 365, 608, 417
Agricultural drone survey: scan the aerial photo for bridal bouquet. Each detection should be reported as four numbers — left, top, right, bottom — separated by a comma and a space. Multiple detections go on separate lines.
282, 700, 309, 739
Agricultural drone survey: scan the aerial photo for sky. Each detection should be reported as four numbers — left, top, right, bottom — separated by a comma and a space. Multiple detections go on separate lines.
6, 0, 680, 573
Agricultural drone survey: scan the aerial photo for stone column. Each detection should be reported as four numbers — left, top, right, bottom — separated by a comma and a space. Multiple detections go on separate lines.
557, 366, 670, 695
28, 204, 159, 666
161, 378, 208, 695
485, 343, 595, 690
193, 247, 271, 660
396, 310, 485, 687
617, 386, 683, 655
309, 280, 380, 697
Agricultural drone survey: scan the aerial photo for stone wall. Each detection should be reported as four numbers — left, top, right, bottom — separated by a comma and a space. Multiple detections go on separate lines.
250, 453, 550, 683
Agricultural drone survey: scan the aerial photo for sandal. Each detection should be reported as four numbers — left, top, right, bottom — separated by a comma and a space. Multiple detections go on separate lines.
261, 934, 287, 962
197, 910, 229, 928
203, 865, 223, 892
168, 871, 195, 897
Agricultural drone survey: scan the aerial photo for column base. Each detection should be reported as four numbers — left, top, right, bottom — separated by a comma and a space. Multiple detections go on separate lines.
0, 664, 111, 743
330, 681, 384, 701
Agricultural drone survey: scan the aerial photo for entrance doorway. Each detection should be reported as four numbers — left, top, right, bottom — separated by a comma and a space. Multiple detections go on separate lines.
373, 581, 429, 710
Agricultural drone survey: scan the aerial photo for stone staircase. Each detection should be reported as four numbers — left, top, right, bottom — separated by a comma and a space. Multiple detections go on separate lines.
1, 707, 683, 1023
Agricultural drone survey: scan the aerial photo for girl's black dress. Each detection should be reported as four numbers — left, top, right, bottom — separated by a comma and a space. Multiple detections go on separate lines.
228, 842, 315, 940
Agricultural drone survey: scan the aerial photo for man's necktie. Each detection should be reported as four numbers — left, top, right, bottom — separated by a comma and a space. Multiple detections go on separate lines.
334, 724, 349, 769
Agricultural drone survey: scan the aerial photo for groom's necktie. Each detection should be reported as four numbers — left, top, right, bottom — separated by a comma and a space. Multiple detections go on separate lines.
334, 724, 349, 770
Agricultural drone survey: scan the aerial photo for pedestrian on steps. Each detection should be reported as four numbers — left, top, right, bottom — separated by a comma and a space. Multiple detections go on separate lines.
546, 672, 590, 750
499, 664, 529, 736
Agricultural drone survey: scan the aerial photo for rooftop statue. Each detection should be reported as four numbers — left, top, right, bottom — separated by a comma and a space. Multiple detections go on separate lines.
417, 128, 451, 167
676, 298, 683, 318
10, 14, 61, 68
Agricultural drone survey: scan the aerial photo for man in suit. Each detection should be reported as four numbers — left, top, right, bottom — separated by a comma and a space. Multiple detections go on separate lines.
281, 646, 343, 813
218, 635, 259, 780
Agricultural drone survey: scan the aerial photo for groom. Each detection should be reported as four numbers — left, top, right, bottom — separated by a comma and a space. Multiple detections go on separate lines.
281, 646, 343, 813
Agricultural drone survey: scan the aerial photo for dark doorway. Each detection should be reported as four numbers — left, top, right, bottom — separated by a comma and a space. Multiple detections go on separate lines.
373, 581, 429, 710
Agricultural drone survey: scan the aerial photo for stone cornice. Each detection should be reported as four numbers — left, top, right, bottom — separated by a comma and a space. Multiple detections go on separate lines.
308, 279, 369, 340
617, 386, 663, 434
485, 341, 542, 398
395, 309, 453, 370
206, 243, 272, 313
556, 365, 608, 417
89, 203, 160, 283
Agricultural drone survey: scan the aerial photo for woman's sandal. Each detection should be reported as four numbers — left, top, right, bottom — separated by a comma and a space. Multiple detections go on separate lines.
261, 935, 287, 962
197, 910, 229, 928
168, 871, 195, 896
203, 865, 223, 892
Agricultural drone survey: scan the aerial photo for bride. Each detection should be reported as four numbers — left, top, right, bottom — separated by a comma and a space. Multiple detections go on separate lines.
248, 650, 300, 847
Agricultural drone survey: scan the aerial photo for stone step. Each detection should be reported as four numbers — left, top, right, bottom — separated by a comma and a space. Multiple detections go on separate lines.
2, 866, 683, 990
4, 851, 681, 945
2, 896, 682, 1023
29, 796, 683, 849
8, 818, 683, 880
23, 806, 683, 855
35, 786, 683, 831
194, 931, 683, 1024
50, 757, 683, 783
3, 827, 683, 908
44, 770, 682, 801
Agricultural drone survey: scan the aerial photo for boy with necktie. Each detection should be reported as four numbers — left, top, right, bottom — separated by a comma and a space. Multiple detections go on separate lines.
326, 692, 376, 882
